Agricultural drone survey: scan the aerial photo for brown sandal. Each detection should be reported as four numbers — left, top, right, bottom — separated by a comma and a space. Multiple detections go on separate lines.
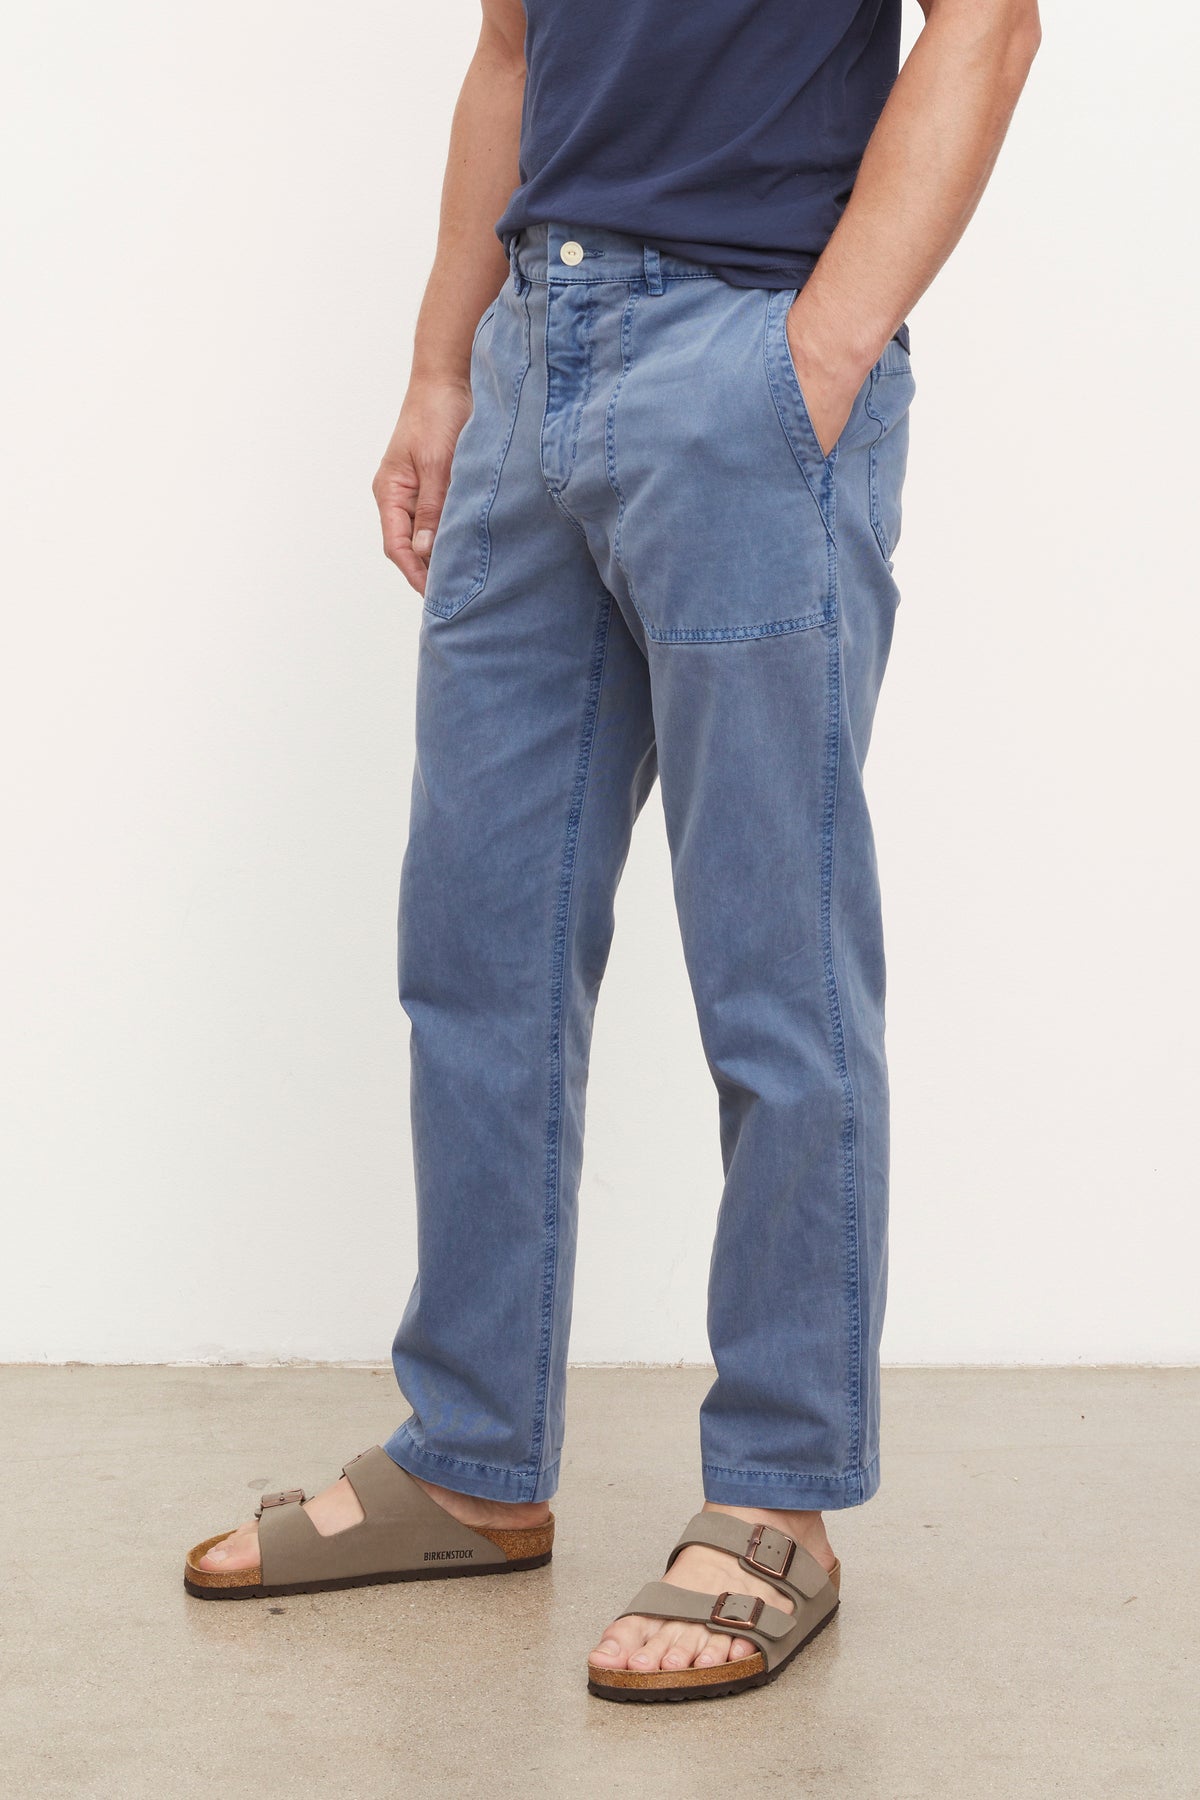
587, 1512, 840, 1703
184, 1446, 554, 1600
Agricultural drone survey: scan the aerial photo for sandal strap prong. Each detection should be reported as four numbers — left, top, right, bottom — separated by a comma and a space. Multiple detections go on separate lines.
254, 1488, 306, 1519
744, 1521, 795, 1579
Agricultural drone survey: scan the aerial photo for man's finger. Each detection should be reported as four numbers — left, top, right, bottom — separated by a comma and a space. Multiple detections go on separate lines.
383, 516, 428, 594
391, 547, 428, 596
375, 497, 427, 594
411, 478, 449, 564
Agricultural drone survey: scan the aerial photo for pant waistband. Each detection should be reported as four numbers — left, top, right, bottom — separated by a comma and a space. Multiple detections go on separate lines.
506, 222, 716, 291
505, 219, 911, 353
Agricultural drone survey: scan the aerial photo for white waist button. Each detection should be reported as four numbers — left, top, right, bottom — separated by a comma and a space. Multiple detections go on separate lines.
559, 240, 584, 266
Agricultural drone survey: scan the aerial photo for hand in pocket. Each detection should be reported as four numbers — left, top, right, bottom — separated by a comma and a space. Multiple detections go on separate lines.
784, 294, 869, 459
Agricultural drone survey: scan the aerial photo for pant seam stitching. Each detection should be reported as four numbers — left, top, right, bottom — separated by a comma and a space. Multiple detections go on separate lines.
537, 274, 589, 540
762, 288, 836, 542
424, 288, 531, 620
643, 609, 831, 644
525, 272, 716, 286
604, 287, 642, 617
822, 602, 864, 1489
539, 287, 597, 517
701, 1457, 878, 1486
389, 1427, 552, 1485
864, 371, 894, 562
527, 590, 615, 1482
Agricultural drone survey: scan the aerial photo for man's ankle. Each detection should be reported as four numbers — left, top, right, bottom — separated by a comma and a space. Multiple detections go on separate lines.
702, 1500, 836, 1565
409, 1472, 551, 1529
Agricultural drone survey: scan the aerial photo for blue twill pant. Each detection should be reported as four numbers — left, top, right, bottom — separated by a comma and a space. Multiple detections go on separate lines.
384, 221, 915, 1511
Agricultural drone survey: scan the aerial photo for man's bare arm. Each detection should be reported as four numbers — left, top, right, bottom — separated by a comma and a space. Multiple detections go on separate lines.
790, 0, 1042, 456
373, 0, 525, 594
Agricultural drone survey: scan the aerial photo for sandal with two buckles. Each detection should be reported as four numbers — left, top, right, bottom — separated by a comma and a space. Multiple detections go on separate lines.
183, 1445, 555, 1600
587, 1511, 840, 1703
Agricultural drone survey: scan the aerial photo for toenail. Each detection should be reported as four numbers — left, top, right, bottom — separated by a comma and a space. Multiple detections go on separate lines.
599, 1639, 620, 1654
206, 1548, 227, 1562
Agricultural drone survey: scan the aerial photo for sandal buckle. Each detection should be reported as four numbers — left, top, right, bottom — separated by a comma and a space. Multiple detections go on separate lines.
254, 1488, 305, 1519
744, 1522, 795, 1580
710, 1591, 764, 1629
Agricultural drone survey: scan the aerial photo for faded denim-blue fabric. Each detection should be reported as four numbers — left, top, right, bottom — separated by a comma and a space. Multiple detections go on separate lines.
384, 221, 915, 1511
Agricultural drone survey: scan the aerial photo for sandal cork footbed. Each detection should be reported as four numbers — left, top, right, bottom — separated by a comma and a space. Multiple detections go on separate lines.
183, 1447, 555, 1600
588, 1541, 841, 1704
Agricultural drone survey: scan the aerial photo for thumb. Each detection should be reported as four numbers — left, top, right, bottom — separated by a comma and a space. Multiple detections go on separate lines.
412, 482, 448, 560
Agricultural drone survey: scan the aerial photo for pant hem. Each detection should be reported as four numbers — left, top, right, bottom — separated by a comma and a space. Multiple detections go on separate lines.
383, 1424, 559, 1504
700, 1452, 879, 1512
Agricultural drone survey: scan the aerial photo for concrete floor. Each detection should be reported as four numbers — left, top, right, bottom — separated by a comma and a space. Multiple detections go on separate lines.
1, 1366, 1195, 1799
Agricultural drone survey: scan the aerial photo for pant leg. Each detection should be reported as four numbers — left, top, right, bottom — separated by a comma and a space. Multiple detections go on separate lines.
384, 273, 657, 1504
589, 273, 916, 1509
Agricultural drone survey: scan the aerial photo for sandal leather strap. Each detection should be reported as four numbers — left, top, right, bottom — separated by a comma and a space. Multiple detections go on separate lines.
257, 1446, 509, 1587
604, 1514, 840, 1675
614, 1580, 797, 1657
667, 1511, 833, 1609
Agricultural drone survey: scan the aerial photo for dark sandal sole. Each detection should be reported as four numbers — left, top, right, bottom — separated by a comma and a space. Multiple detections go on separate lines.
184, 1547, 553, 1601
587, 1599, 839, 1703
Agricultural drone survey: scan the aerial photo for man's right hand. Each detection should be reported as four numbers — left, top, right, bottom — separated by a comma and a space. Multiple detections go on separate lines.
373, 377, 475, 598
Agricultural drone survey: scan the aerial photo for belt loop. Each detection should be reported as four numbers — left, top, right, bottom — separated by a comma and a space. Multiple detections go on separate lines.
507, 236, 530, 296
643, 244, 663, 296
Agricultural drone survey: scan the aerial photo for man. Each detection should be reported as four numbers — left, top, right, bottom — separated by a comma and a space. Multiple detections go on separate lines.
185, 0, 1040, 1703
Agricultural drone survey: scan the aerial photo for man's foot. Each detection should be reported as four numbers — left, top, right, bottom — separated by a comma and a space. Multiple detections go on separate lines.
587, 1503, 838, 1673
196, 1465, 551, 1571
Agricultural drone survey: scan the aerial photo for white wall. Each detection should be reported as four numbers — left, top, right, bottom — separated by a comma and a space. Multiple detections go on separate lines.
2, 2, 1196, 1366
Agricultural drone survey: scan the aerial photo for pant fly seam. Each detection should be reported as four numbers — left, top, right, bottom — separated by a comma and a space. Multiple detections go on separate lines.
539, 285, 597, 508
537, 273, 590, 539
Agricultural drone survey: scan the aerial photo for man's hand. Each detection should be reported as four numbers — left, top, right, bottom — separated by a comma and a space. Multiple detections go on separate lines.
778, 0, 1041, 459
784, 291, 874, 459
374, 0, 524, 596
373, 378, 474, 597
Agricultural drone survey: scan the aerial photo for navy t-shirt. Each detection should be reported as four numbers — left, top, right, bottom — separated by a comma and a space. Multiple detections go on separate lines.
495, 0, 903, 288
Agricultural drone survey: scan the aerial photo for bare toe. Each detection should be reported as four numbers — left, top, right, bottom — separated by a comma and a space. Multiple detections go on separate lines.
627, 1622, 684, 1673
693, 1630, 733, 1667
660, 1623, 710, 1670
197, 1522, 259, 1572
588, 1616, 648, 1669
